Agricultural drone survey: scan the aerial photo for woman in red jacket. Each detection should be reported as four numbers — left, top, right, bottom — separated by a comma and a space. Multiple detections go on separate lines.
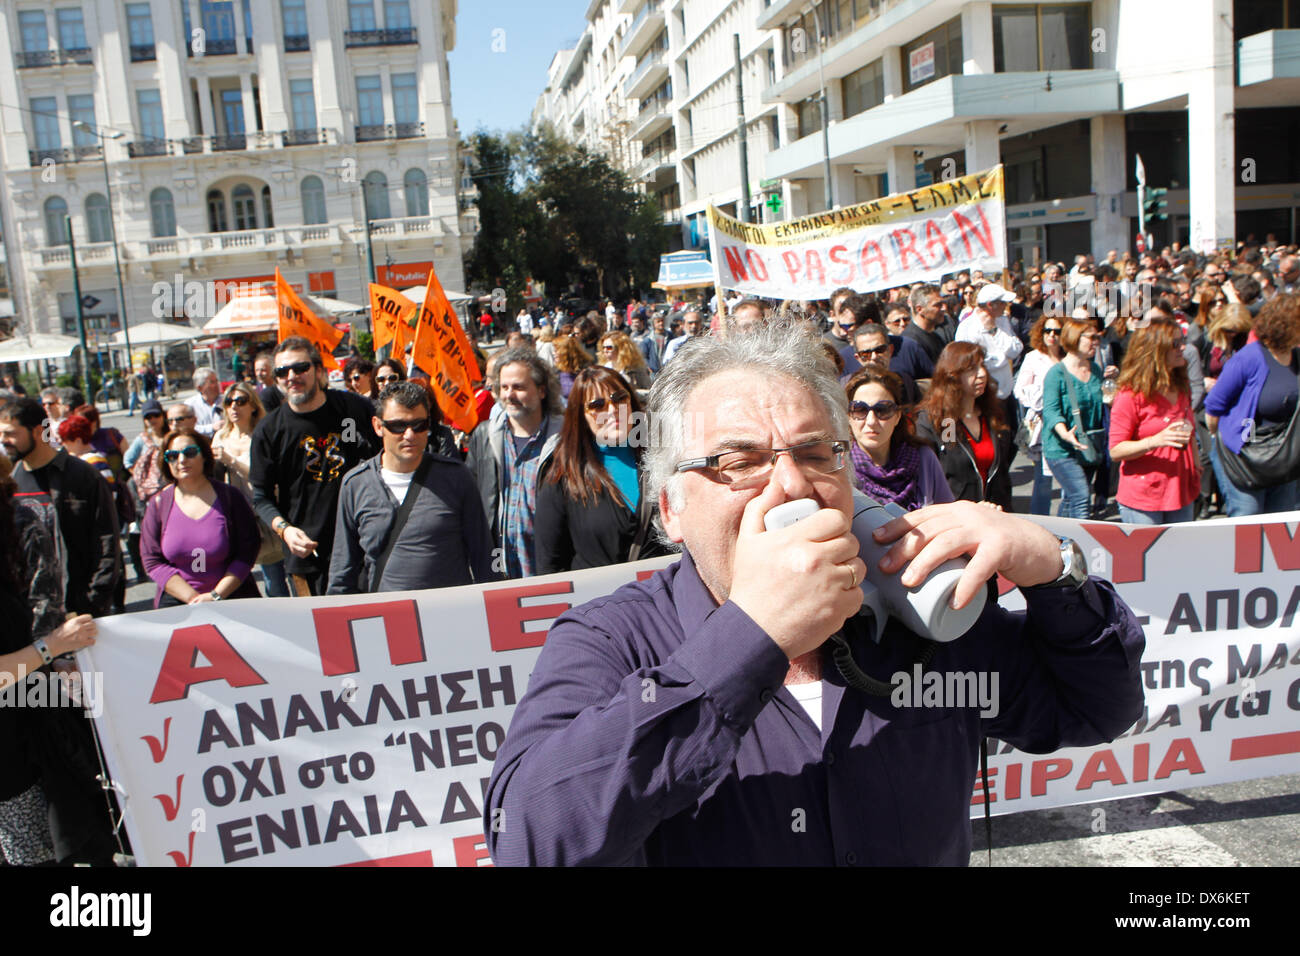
1108, 316, 1200, 524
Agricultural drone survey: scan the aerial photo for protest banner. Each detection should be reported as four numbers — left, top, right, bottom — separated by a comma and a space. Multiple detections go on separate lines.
408, 264, 480, 433
275, 268, 342, 370
88, 513, 1300, 865
367, 283, 418, 358
707, 166, 1006, 299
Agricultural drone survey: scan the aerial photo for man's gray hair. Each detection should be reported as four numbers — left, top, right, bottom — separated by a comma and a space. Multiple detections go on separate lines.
908, 284, 939, 313
646, 317, 850, 514
494, 347, 563, 417
193, 368, 218, 387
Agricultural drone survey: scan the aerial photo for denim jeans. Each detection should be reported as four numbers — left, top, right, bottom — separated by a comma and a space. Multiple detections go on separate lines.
1118, 503, 1196, 525
259, 560, 289, 598
1209, 442, 1300, 517
1047, 455, 1094, 519
1029, 451, 1055, 515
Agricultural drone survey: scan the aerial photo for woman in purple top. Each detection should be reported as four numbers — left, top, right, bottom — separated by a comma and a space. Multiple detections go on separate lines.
844, 367, 953, 511
140, 431, 261, 608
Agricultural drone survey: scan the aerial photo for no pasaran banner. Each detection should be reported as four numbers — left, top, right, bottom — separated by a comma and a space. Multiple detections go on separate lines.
707, 166, 1007, 298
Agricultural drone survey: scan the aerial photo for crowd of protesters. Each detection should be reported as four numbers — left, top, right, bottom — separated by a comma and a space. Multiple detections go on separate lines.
0, 236, 1296, 865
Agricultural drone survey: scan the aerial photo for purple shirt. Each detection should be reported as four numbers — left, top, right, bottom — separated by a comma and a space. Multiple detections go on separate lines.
159, 505, 231, 593
486, 550, 1144, 866
140, 483, 260, 607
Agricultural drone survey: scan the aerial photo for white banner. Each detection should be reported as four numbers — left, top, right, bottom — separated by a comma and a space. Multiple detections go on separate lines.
707, 166, 1006, 300
88, 513, 1300, 865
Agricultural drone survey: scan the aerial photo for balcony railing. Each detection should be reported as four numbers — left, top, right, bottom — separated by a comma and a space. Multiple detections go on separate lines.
356, 122, 424, 142
126, 131, 337, 156
344, 27, 417, 47
211, 133, 247, 151
284, 34, 309, 51
28, 145, 101, 167
130, 43, 156, 61
34, 224, 350, 269
187, 35, 249, 56
15, 48, 93, 68
127, 139, 170, 158
283, 128, 322, 146
368, 215, 439, 238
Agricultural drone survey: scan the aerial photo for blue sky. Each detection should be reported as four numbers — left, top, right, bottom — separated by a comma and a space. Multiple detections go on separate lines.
447, 0, 591, 139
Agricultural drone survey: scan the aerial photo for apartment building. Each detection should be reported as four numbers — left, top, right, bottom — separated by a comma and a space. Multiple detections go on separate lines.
760, 0, 1300, 265
0, 0, 465, 341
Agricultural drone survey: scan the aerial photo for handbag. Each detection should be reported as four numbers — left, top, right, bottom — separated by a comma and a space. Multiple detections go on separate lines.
1213, 368, 1300, 489
1062, 370, 1106, 467
1015, 411, 1044, 456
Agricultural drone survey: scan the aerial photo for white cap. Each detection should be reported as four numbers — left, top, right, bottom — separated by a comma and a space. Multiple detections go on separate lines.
976, 283, 1017, 305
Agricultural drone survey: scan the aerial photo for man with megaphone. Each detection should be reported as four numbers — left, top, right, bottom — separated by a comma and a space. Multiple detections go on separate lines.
485, 319, 1145, 866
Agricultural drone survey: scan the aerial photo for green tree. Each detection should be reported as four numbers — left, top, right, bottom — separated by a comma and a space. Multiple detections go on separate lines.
463, 131, 533, 313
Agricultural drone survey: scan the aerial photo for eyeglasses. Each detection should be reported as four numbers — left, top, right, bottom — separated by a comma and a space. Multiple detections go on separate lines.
601, 345, 616, 352
375, 374, 400, 385
675, 439, 850, 491
348, 373, 367, 382
223, 394, 250, 407
379, 418, 430, 435
274, 361, 314, 379
162, 445, 202, 463
42, 400, 59, 408
848, 400, 899, 421
855, 344, 891, 359
1043, 328, 1062, 336
585, 391, 629, 412
166, 413, 195, 424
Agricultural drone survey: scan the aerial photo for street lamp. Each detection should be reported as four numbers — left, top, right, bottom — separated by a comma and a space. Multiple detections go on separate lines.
73, 121, 133, 385
807, 0, 834, 212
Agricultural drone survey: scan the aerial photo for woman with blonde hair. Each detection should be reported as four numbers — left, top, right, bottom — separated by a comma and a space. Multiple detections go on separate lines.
552, 335, 594, 401
1107, 316, 1200, 524
598, 331, 651, 390
211, 381, 286, 596
1205, 303, 1253, 393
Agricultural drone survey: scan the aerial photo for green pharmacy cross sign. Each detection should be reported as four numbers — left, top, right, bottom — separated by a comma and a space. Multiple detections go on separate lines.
765, 193, 783, 215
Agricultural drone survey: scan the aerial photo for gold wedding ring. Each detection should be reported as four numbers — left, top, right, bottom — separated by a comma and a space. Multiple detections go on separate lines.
845, 564, 858, 590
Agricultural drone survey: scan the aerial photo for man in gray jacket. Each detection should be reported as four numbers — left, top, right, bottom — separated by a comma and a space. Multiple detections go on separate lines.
465, 348, 564, 578
328, 382, 496, 593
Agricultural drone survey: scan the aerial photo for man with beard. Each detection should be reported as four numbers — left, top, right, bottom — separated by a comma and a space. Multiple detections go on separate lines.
466, 348, 564, 578
250, 337, 380, 596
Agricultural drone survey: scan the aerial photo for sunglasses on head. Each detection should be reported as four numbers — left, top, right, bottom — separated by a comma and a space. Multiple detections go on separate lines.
379, 418, 430, 435
585, 391, 629, 412
162, 445, 202, 463
274, 361, 314, 379
848, 400, 899, 420
223, 394, 250, 407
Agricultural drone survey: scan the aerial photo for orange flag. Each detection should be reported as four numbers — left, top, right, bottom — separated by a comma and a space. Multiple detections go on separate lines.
409, 264, 480, 433
368, 283, 418, 358
275, 268, 342, 370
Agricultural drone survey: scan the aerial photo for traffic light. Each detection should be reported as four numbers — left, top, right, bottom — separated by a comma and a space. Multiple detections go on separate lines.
1143, 188, 1168, 223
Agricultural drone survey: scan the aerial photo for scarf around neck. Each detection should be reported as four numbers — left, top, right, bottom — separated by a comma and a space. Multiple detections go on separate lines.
850, 439, 922, 509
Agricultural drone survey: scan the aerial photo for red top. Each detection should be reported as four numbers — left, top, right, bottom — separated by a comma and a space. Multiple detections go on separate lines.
965, 418, 995, 482
1108, 388, 1200, 512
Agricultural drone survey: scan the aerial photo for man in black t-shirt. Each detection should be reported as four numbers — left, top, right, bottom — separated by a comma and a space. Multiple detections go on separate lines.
251, 337, 380, 595
902, 284, 952, 366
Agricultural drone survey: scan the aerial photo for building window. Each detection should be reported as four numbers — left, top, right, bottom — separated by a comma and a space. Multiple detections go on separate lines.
261, 185, 274, 228
127, 3, 155, 56
796, 95, 823, 139
56, 8, 88, 50
85, 193, 112, 243
19, 11, 48, 52
384, 0, 411, 28
281, 0, 308, 38
221, 89, 245, 135
201, 1, 236, 43
348, 0, 376, 31
290, 79, 316, 129
902, 17, 963, 94
232, 184, 257, 229
841, 59, 884, 118
150, 188, 176, 237
207, 189, 228, 231
301, 175, 327, 224
403, 168, 428, 217
68, 95, 97, 147
392, 73, 418, 126
31, 98, 61, 150
356, 75, 384, 126
137, 89, 165, 142
363, 171, 390, 220
993, 4, 1091, 73
44, 196, 69, 246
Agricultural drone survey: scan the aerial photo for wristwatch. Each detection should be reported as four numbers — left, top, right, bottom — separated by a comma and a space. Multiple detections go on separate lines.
33, 637, 53, 665
212, 592, 224, 602
1023, 535, 1089, 591
272, 517, 289, 538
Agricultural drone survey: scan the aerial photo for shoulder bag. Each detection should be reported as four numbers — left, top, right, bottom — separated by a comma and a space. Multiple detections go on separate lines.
361, 457, 431, 592
1061, 368, 1106, 467
1213, 362, 1300, 490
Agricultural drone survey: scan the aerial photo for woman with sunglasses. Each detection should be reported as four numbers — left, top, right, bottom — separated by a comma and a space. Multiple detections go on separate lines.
599, 331, 651, 391
1013, 315, 1066, 514
140, 431, 262, 608
914, 341, 1013, 510
342, 357, 376, 398
372, 359, 406, 397
844, 368, 951, 511
211, 382, 287, 596
534, 367, 664, 573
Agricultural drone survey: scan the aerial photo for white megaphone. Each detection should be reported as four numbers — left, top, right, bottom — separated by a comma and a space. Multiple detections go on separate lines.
764, 492, 985, 643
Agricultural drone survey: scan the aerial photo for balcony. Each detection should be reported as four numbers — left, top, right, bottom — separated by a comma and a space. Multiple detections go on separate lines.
15, 48, 93, 68
122, 131, 334, 158
283, 128, 324, 146
632, 98, 673, 141
284, 34, 310, 52
355, 122, 424, 142
130, 44, 156, 62
368, 215, 440, 238
344, 27, 417, 47
624, 48, 669, 100
211, 133, 247, 151
187, 36, 250, 56
92, 223, 346, 265
635, 148, 676, 183
28, 145, 101, 167
619, 0, 664, 60
127, 139, 170, 158
35, 241, 117, 268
